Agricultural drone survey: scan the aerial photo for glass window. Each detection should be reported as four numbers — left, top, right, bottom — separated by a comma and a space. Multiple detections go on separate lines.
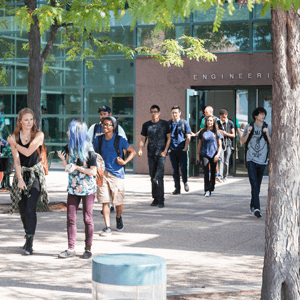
43, 60, 81, 87
137, 26, 190, 48
193, 3, 249, 23
42, 30, 64, 58
84, 86, 134, 115
85, 58, 134, 86
109, 10, 133, 27
253, 4, 271, 20
194, 23, 249, 52
253, 22, 271, 51
0, 116, 15, 140
0, 33, 15, 57
42, 88, 81, 114
16, 32, 28, 58
16, 65, 28, 86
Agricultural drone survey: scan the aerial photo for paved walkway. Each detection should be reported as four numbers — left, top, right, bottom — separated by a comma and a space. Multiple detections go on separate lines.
0, 171, 268, 299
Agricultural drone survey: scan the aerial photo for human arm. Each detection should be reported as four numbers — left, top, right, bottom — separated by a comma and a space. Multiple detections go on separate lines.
10, 141, 26, 190
183, 133, 191, 151
74, 165, 97, 177
161, 133, 171, 156
263, 127, 271, 144
8, 132, 44, 157
117, 145, 136, 166
138, 136, 147, 157
220, 127, 235, 139
196, 139, 202, 164
57, 150, 69, 169
214, 138, 223, 162
240, 125, 252, 145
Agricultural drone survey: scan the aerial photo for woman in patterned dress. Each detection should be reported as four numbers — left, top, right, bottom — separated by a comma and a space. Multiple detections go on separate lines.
57, 119, 97, 259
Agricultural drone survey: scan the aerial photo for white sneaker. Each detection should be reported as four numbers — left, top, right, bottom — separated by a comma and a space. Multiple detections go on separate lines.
204, 191, 211, 197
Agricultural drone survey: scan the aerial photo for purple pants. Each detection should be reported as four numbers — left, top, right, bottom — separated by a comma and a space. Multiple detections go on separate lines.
67, 193, 95, 251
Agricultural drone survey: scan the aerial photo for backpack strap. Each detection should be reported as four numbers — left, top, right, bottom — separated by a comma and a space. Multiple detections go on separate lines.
93, 123, 100, 142
244, 122, 255, 168
114, 135, 122, 158
181, 119, 186, 135
98, 134, 104, 156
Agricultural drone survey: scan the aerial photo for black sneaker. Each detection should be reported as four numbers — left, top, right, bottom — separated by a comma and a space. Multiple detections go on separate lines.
116, 216, 124, 231
58, 249, 76, 259
254, 209, 262, 218
158, 203, 165, 208
171, 189, 180, 195
81, 251, 92, 259
184, 183, 189, 192
100, 227, 112, 236
150, 200, 158, 206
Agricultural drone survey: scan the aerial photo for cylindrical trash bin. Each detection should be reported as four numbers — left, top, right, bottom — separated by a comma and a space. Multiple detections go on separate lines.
92, 253, 166, 300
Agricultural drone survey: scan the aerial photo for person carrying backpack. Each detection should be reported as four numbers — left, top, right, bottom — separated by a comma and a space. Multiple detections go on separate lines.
168, 105, 192, 195
93, 116, 136, 236
241, 107, 271, 218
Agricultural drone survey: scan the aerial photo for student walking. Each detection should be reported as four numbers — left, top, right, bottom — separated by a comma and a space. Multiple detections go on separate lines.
241, 107, 271, 218
7, 108, 48, 255
168, 105, 192, 195
57, 120, 97, 259
217, 109, 235, 182
94, 116, 136, 236
196, 116, 223, 197
138, 105, 171, 208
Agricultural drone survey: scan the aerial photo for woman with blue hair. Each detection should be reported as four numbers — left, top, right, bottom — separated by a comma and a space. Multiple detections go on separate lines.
57, 120, 97, 259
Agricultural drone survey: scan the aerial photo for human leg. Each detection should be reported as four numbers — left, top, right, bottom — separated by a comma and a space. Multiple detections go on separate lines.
148, 156, 158, 205
223, 146, 232, 180
67, 193, 80, 250
201, 156, 210, 193
169, 151, 181, 193
155, 156, 166, 206
82, 193, 95, 252
209, 157, 217, 192
218, 148, 224, 181
247, 161, 262, 211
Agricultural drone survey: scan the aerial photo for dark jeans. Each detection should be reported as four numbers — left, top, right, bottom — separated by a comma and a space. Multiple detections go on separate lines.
201, 155, 217, 192
148, 156, 166, 204
67, 193, 95, 251
247, 161, 266, 210
169, 149, 188, 192
18, 177, 41, 235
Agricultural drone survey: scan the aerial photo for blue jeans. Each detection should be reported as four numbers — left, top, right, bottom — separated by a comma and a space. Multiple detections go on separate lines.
148, 156, 166, 204
247, 161, 266, 210
218, 146, 232, 180
169, 149, 187, 192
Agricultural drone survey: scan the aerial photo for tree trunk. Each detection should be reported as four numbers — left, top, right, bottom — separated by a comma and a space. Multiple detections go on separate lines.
261, 7, 300, 300
26, 0, 43, 129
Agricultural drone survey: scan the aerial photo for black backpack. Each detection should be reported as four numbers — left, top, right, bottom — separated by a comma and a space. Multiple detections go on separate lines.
167, 118, 186, 135
244, 121, 269, 167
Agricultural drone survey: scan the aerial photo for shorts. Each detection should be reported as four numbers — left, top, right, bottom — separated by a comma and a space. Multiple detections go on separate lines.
96, 170, 125, 206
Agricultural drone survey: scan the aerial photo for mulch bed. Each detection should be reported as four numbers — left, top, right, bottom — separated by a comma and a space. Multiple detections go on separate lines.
168, 291, 260, 300
0, 202, 80, 213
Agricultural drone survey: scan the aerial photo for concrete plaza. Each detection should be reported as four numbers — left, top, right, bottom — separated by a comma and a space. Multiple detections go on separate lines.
0, 171, 267, 299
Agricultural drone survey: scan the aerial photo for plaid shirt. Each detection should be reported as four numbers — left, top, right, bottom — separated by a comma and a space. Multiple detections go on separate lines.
9, 162, 49, 214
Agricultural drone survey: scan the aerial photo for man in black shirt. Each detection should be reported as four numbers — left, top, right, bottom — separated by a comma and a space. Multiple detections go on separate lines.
217, 109, 235, 182
138, 105, 171, 208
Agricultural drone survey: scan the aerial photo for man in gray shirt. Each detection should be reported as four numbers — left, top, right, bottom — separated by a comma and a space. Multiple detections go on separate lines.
241, 107, 271, 218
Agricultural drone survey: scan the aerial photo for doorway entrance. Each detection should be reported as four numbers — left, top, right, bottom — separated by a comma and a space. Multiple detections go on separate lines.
186, 86, 272, 177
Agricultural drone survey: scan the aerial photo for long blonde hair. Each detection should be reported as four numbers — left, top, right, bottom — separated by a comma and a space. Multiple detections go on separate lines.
13, 108, 39, 143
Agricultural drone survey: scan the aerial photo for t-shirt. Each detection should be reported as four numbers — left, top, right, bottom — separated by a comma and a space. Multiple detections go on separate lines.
88, 123, 127, 144
67, 150, 97, 196
218, 119, 234, 148
169, 119, 191, 151
199, 130, 223, 158
243, 123, 271, 165
141, 119, 170, 157
94, 133, 130, 179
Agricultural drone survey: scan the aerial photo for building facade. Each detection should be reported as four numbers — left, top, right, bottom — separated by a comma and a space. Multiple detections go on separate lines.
0, 2, 272, 175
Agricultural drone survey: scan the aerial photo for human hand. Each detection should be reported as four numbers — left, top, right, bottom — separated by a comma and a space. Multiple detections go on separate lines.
138, 149, 143, 157
57, 150, 66, 161
116, 157, 126, 166
196, 156, 200, 164
214, 154, 219, 163
161, 151, 167, 157
182, 148, 187, 152
247, 126, 252, 134
262, 128, 268, 134
17, 178, 27, 191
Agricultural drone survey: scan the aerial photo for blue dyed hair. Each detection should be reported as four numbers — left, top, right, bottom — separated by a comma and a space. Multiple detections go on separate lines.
68, 119, 91, 162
